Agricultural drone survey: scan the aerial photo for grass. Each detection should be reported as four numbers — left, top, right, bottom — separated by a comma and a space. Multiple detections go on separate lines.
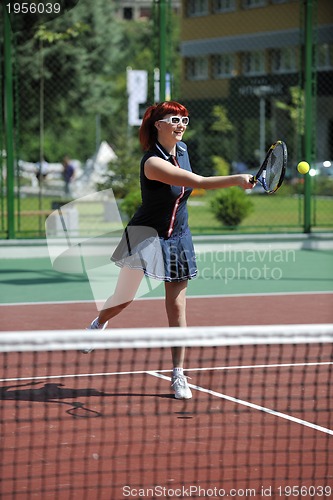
1, 192, 333, 238
188, 192, 333, 235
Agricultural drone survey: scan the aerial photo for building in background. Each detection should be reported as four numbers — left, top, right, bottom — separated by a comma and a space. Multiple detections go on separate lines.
179, 0, 333, 163
115, 0, 180, 20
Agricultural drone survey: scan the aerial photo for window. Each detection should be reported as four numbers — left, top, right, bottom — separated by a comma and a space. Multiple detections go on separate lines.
123, 7, 133, 20
186, 56, 209, 80
213, 54, 236, 78
140, 8, 151, 18
187, 0, 209, 17
243, 0, 267, 8
243, 51, 265, 75
271, 47, 297, 74
214, 0, 235, 12
317, 44, 333, 70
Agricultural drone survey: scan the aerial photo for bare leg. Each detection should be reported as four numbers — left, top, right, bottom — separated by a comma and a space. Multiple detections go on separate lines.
97, 267, 144, 324
164, 280, 188, 368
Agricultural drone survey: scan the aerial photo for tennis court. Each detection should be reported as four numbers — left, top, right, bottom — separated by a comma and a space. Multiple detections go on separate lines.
1, 234, 333, 327
0, 236, 332, 499
0, 327, 332, 499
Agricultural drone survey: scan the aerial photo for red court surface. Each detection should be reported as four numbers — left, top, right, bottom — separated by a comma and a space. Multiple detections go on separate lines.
1, 294, 332, 499
0, 344, 332, 499
1, 293, 333, 331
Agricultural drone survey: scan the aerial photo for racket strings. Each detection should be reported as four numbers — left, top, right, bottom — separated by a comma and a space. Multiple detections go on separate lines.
264, 148, 284, 191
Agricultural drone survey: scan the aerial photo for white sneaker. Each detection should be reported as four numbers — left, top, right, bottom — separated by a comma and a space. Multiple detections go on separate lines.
171, 374, 192, 399
81, 317, 108, 354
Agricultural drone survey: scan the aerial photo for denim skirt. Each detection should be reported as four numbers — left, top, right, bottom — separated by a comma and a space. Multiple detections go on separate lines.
111, 226, 197, 282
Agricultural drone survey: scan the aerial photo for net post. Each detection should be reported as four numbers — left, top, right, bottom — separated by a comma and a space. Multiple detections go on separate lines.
303, 0, 317, 234
3, 4, 15, 239
159, 0, 167, 102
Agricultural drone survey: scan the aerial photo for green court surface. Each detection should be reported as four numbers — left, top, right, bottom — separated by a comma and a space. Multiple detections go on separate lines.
0, 235, 332, 305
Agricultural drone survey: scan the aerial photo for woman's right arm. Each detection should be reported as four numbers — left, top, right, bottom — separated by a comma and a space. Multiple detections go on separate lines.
144, 156, 255, 190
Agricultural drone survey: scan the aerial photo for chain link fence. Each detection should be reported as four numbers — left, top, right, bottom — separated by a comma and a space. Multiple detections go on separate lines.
0, 0, 332, 238
178, 0, 333, 233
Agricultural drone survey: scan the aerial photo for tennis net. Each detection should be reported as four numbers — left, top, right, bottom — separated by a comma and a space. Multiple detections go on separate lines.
0, 324, 332, 499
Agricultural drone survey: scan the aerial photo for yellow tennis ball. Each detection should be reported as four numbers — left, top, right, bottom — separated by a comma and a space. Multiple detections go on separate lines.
297, 161, 310, 174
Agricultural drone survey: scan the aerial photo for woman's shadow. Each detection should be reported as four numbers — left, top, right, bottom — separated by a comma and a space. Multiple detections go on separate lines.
0, 380, 173, 418
0, 381, 110, 418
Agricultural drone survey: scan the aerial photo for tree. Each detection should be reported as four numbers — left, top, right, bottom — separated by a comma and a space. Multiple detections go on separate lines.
185, 104, 235, 177
274, 87, 304, 163
11, 0, 157, 164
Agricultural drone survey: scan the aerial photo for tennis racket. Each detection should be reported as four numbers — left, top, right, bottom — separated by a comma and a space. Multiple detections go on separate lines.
250, 140, 287, 193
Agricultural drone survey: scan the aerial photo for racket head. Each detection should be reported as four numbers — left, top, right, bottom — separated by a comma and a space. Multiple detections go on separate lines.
254, 141, 287, 193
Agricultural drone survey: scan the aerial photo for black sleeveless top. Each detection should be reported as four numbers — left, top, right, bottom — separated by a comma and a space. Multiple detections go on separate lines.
128, 141, 193, 239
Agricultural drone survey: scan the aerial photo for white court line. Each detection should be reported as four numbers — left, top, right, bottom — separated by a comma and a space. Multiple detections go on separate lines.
184, 361, 333, 373
1, 361, 332, 383
1, 290, 333, 307
148, 371, 333, 436
0, 370, 151, 383
2, 362, 332, 435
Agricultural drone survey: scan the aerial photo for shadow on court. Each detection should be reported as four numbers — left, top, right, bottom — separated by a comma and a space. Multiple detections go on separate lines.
0, 381, 178, 418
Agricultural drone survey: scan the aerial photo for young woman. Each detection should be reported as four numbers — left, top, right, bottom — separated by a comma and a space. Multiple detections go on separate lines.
84, 101, 255, 399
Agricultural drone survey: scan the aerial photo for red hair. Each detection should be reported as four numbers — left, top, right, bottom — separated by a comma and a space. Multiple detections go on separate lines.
139, 101, 189, 151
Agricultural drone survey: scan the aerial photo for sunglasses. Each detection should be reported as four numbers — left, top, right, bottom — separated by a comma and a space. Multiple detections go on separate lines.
158, 116, 190, 126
